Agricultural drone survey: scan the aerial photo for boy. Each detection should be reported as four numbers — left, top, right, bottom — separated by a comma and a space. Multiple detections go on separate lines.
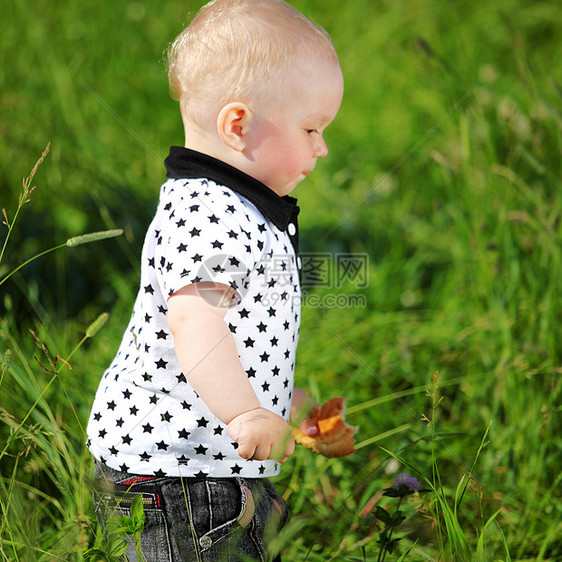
86, 0, 344, 559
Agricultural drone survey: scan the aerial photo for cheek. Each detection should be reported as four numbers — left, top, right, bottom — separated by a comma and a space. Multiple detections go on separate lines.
265, 137, 312, 174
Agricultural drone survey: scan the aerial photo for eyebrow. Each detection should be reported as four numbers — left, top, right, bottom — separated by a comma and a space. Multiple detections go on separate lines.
305, 113, 335, 125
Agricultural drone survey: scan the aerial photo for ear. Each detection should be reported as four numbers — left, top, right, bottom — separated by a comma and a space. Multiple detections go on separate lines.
217, 102, 252, 152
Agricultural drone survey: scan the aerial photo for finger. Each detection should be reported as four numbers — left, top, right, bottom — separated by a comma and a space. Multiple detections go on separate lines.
236, 441, 256, 460
300, 419, 318, 437
285, 437, 295, 458
250, 443, 270, 461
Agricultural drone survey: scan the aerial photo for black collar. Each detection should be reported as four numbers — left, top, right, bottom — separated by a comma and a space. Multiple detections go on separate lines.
164, 146, 299, 232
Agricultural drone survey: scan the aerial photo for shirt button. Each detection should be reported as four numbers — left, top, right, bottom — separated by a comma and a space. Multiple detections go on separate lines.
199, 536, 213, 549
288, 223, 296, 236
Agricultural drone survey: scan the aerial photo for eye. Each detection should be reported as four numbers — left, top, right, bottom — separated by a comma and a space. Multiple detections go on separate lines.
306, 129, 319, 136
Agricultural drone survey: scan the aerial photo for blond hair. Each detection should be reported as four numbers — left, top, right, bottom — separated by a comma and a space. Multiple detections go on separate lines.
166, 0, 338, 126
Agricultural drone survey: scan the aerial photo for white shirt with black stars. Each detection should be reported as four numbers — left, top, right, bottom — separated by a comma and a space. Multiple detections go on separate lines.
86, 147, 302, 478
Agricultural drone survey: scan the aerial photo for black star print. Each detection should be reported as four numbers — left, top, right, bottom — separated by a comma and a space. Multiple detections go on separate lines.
154, 469, 167, 477
119, 463, 129, 473
116, 418, 124, 427
194, 471, 208, 478
109, 446, 119, 456
150, 394, 159, 404
107, 400, 116, 410
98, 429, 107, 438
87, 172, 304, 479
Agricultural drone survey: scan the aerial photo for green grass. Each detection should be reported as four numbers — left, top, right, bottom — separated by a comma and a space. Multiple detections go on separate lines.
1, 0, 561, 559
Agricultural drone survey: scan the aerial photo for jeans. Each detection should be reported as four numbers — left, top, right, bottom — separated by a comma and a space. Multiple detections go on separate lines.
93, 464, 288, 561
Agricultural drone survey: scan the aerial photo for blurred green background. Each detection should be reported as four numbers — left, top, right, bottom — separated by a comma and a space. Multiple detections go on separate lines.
1, 0, 561, 559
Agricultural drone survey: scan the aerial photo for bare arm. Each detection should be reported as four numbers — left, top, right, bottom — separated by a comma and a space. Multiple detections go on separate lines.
167, 282, 294, 461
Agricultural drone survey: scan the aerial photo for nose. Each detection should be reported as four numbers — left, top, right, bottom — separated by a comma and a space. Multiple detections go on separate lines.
314, 135, 328, 158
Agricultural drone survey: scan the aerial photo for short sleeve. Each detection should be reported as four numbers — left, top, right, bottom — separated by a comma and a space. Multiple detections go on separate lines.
153, 182, 260, 301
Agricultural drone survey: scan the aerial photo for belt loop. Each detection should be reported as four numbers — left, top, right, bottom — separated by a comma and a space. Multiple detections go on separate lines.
237, 483, 255, 529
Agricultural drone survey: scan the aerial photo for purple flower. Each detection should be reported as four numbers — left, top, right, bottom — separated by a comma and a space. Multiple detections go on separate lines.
393, 472, 420, 493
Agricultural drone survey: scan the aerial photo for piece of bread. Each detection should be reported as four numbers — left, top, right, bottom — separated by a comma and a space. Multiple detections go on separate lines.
293, 397, 358, 458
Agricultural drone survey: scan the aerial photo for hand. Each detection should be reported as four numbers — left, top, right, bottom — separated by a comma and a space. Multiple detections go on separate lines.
290, 388, 319, 437
227, 408, 295, 462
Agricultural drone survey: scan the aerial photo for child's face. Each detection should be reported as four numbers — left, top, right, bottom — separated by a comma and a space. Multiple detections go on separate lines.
242, 55, 344, 197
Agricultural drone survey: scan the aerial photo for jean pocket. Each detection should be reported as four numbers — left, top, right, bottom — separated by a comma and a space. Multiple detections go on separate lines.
195, 479, 251, 551
93, 488, 173, 562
